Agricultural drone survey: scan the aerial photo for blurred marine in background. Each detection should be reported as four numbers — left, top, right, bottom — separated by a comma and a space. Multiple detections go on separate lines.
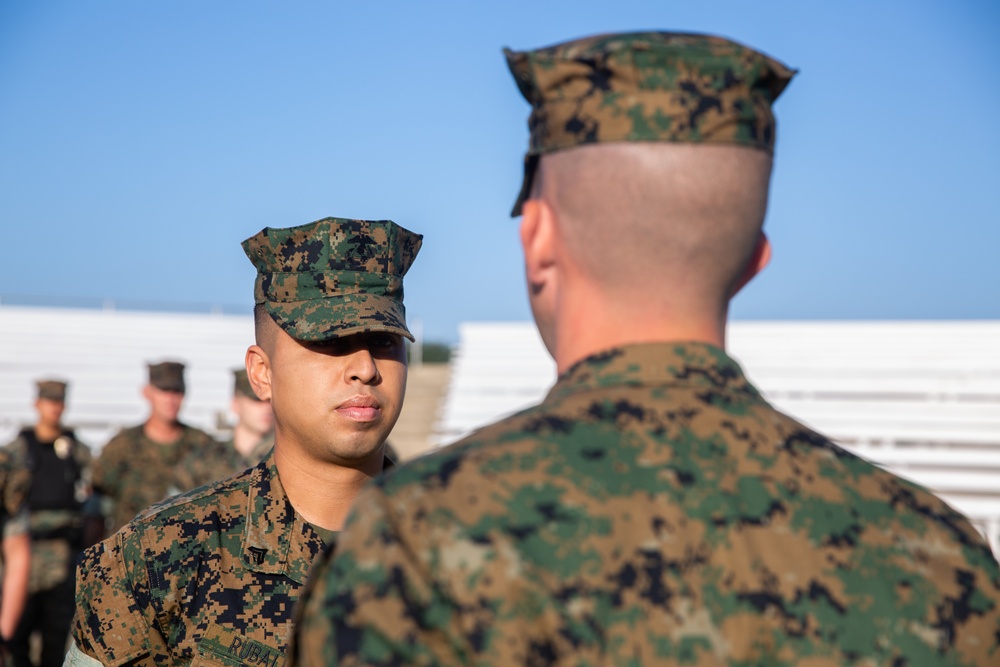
290, 32, 1000, 666
3, 381, 98, 667
174, 369, 274, 493
0, 440, 30, 666
91, 361, 217, 533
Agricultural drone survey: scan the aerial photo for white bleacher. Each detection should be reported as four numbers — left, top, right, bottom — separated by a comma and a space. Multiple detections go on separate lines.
434, 321, 1000, 553
0, 305, 256, 449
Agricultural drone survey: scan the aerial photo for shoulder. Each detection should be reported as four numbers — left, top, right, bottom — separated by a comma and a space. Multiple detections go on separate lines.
363, 406, 562, 530
88, 470, 256, 590
131, 464, 256, 529
0, 442, 31, 508
1, 430, 30, 458
102, 425, 143, 450
0, 441, 18, 464
180, 437, 229, 461
179, 424, 218, 445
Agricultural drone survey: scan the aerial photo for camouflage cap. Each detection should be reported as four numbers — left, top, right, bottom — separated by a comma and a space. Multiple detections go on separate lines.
505, 31, 796, 215
242, 217, 422, 343
36, 379, 67, 402
233, 369, 261, 401
148, 361, 186, 393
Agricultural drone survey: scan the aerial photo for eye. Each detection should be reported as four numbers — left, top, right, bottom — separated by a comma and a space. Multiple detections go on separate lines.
370, 333, 399, 349
306, 338, 351, 354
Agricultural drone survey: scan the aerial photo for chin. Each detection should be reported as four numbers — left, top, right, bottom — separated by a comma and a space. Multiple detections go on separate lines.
327, 438, 385, 465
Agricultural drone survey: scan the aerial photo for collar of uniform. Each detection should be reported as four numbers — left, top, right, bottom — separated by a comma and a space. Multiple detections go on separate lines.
241, 453, 320, 584
545, 341, 761, 403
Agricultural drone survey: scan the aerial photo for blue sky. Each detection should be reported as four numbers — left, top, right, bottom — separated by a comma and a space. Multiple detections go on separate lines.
1, 1, 998, 342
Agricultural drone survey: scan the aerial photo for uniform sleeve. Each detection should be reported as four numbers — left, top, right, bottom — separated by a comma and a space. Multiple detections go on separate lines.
0, 446, 29, 522
71, 531, 166, 667
289, 487, 470, 667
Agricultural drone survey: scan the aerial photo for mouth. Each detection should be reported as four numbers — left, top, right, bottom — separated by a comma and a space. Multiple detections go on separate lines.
335, 395, 382, 423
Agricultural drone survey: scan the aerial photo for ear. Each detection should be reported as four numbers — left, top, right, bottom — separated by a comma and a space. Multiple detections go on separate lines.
520, 198, 558, 296
141, 384, 153, 401
732, 232, 772, 296
245, 346, 273, 402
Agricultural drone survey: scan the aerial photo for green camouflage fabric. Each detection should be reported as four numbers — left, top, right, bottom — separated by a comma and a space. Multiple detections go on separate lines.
3, 428, 92, 591
0, 448, 29, 540
505, 31, 795, 215
173, 436, 274, 493
71, 451, 395, 667
93, 423, 217, 533
289, 342, 1000, 667
242, 217, 423, 343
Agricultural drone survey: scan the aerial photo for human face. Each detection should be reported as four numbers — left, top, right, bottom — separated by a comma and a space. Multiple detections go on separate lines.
249, 329, 407, 467
232, 394, 274, 437
143, 385, 184, 423
35, 398, 65, 429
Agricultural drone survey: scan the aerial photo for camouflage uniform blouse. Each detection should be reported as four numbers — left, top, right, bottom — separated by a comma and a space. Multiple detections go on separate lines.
290, 342, 1000, 667
69, 452, 326, 667
93, 424, 218, 533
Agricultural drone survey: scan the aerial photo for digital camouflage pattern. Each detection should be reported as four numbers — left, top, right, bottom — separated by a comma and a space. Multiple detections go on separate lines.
93, 423, 217, 533
505, 31, 795, 215
173, 436, 273, 493
0, 448, 30, 540
290, 343, 1000, 667
71, 453, 326, 667
3, 428, 92, 591
242, 217, 423, 343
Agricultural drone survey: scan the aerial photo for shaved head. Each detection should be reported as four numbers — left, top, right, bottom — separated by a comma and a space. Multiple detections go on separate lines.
534, 142, 773, 310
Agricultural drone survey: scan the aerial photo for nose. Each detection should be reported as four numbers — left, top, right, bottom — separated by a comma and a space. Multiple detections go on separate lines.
345, 348, 379, 384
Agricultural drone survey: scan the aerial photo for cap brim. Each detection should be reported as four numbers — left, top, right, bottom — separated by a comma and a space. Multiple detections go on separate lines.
265, 293, 414, 343
150, 381, 185, 393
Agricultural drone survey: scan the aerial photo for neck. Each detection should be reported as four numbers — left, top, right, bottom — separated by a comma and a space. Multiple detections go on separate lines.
232, 423, 264, 457
274, 440, 384, 531
552, 287, 727, 374
143, 417, 182, 444
34, 423, 62, 442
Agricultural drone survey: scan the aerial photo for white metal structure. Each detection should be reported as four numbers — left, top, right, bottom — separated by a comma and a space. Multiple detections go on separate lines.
0, 305, 256, 448
435, 321, 1000, 552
